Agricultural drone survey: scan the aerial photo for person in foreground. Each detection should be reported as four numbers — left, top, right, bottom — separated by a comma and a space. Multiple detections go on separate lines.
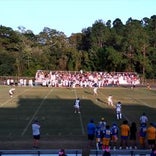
32, 120, 40, 149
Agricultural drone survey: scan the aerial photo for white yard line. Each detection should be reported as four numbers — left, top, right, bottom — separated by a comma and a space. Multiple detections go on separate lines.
72, 88, 85, 135
98, 88, 131, 123
21, 88, 54, 136
0, 88, 30, 108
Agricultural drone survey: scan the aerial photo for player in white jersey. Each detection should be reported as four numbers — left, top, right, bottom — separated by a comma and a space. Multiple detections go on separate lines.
116, 101, 122, 119
9, 88, 15, 97
93, 82, 98, 96
74, 98, 80, 113
107, 95, 113, 106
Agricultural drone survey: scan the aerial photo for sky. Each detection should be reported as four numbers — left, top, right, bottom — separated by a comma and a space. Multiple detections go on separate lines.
0, 0, 156, 37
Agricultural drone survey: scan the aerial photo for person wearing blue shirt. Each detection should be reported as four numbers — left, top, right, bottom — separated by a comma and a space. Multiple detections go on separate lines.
87, 119, 96, 147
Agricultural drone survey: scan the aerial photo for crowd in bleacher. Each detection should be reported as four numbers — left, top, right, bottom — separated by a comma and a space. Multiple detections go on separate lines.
34, 70, 140, 87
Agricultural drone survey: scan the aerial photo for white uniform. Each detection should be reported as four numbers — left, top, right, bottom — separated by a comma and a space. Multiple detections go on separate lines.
9, 88, 15, 97
108, 95, 113, 106
116, 102, 122, 119
74, 98, 80, 113
93, 83, 98, 95
140, 113, 148, 125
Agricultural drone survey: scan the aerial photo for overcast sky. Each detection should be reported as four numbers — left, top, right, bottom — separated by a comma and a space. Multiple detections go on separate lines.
0, 0, 156, 36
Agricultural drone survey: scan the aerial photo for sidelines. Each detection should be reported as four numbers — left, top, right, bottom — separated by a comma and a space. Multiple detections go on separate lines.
72, 88, 85, 135
21, 88, 54, 136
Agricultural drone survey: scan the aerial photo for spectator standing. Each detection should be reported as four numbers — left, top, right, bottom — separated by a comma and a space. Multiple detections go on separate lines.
119, 120, 130, 149
87, 119, 96, 148
32, 120, 40, 149
129, 122, 137, 149
146, 123, 156, 149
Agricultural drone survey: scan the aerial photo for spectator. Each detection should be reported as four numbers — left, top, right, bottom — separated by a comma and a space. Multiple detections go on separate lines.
119, 120, 130, 149
129, 122, 137, 149
87, 119, 96, 147
58, 149, 67, 156
32, 120, 40, 149
147, 123, 156, 149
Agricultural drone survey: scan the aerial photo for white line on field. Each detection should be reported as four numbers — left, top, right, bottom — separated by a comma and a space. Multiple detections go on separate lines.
21, 88, 54, 136
0, 88, 30, 108
72, 88, 85, 135
98, 88, 131, 123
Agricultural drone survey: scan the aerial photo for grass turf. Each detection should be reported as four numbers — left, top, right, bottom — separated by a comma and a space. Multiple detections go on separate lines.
0, 85, 156, 151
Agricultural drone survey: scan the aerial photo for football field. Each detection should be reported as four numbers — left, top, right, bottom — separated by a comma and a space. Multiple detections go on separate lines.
0, 85, 156, 150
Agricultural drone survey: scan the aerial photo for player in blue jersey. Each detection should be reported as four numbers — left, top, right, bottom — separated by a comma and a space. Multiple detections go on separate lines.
139, 123, 147, 149
95, 125, 102, 150
101, 125, 112, 151
111, 123, 119, 150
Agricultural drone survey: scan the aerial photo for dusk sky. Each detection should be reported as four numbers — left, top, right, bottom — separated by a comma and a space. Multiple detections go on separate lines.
0, 0, 156, 36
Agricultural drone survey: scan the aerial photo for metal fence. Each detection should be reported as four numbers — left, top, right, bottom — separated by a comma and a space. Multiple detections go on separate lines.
90, 149, 151, 156
0, 149, 82, 156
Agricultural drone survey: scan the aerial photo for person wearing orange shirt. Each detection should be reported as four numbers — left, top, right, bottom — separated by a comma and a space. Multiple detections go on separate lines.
119, 120, 130, 149
146, 123, 156, 149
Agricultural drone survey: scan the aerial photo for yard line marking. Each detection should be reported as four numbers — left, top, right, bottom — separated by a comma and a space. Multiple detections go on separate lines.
72, 88, 85, 135
0, 88, 30, 108
97, 88, 131, 123
21, 88, 54, 136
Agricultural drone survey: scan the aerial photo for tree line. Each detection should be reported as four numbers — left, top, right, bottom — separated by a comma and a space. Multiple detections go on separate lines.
0, 15, 156, 78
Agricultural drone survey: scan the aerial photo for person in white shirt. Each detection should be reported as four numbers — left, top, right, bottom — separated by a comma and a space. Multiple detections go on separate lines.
9, 88, 15, 97
116, 101, 122, 119
74, 98, 81, 113
107, 95, 113, 106
140, 113, 148, 125
32, 120, 40, 148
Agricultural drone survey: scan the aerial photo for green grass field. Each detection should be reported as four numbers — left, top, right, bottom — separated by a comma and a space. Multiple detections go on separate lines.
0, 85, 156, 151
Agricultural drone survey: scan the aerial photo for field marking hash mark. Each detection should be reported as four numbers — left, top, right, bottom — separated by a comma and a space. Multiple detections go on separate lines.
21, 88, 54, 136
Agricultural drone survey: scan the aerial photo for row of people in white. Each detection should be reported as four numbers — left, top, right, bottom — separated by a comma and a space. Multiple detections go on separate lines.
35, 70, 140, 87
